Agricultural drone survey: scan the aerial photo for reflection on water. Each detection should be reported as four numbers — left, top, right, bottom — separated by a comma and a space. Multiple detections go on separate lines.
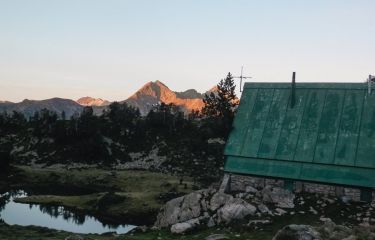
0, 191, 136, 234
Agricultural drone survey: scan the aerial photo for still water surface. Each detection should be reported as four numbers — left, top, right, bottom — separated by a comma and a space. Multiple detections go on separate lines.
0, 191, 136, 234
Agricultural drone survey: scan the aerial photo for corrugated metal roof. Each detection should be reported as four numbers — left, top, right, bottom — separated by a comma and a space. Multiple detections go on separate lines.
224, 82, 375, 188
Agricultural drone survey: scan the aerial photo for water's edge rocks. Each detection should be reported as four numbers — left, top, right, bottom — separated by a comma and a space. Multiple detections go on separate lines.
154, 186, 295, 234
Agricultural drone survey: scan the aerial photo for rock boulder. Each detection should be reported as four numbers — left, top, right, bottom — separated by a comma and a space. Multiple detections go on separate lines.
170, 218, 200, 234
272, 225, 321, 240
217, 198, 257, 224
210, 192, 233, 211
155, 189, 215, 228
260, 187, 295, 208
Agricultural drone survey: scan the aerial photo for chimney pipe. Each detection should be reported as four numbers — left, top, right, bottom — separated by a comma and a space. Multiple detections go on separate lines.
291, 72, 296, 108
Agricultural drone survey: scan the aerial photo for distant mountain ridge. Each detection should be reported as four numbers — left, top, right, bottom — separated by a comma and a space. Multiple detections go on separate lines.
175, 89, 205, 99
0, 98, 83, 118
77, 97, 110, 107
0, 80, 216, 117
0, 100, 13, 104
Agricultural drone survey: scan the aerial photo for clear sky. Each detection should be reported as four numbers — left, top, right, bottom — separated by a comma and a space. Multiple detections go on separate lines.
0, 0, 374, 102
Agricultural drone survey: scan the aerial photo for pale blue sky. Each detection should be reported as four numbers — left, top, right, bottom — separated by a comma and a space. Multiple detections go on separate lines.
0, 0, 374, 102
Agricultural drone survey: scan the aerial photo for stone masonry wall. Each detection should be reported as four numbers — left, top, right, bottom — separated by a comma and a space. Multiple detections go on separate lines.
344, 188, 361, 202
303, 182, 336, 196
228, 173, 372, 202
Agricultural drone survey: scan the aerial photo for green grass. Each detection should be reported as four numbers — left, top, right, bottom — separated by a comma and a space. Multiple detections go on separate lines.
13, 165, 193, 193
10, 165, 194, 225
15, 193, 105, 210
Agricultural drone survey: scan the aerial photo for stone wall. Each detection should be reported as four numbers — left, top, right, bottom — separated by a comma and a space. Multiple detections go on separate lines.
229, 174, 283, 192
344, 188, 361, 202
226, 173, 373, 202
302, 182, 336, 196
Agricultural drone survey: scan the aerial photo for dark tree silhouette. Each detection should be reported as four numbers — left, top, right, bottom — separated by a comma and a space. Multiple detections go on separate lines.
202, 72, 238, 138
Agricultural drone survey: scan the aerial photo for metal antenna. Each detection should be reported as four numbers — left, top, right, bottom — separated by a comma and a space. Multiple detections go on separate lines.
368, 75, 375, 95
233, 66, 252, 92
368, 75, 372, 95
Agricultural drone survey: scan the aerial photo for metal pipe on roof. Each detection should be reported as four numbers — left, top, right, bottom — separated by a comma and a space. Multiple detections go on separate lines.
291, 72, 296, 108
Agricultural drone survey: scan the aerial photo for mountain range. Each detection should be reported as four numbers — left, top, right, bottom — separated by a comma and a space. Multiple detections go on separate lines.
0, 81, 215, 117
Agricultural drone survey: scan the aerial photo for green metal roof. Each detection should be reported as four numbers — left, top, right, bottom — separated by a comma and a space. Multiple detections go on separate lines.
224, 82, 375, 188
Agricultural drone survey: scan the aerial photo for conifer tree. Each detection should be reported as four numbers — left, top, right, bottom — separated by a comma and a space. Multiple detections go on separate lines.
202, 72, 238, 138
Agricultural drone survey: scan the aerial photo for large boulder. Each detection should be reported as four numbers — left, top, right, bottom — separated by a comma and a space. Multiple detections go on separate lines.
272, 225, 321, 240
317, 221, 353, 240
170, 218, 200, 234
179, 191, 205, 221
206, 234, 229, 240
155, 189, 214, 228
217, 198, 257, 224
154, 196, 184, 228
257, 203, 272, 215
65, 236, 84, 240
260, 187, 295, 208
210, 192, 233, 211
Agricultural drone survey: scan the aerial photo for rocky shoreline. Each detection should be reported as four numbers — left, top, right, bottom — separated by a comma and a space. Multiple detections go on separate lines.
153, 184, 375, 238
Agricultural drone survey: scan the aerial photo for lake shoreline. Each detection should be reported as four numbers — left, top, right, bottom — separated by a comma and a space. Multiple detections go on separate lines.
0, 165, 195, 230
13, 192, 159, 226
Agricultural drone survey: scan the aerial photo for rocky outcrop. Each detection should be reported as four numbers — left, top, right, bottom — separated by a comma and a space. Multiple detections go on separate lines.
259, 186, 295, 208
170, 218, 200, 234
155, 179, 375, 236
209, 192, 233, 211
205, 234, 229, 240
217, 198, 256, 224
317, 221, 353, 240
155, 185, 301, 233
272, 225, 321, 240
155, 188, 259, 233
155, 189, 215, 228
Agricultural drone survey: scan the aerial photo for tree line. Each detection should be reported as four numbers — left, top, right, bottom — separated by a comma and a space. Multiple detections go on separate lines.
0, 73, 238, 182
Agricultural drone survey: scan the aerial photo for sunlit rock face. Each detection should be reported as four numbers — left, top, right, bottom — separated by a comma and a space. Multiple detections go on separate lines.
76, 97, 110, 107
124, 80, 216, 115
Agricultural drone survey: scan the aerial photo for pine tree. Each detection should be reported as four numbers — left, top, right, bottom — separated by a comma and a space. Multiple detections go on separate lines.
202, 72, 238, 138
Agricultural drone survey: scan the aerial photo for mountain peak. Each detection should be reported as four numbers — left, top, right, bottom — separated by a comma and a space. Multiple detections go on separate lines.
154, 80, 169, 88
143, 80, 170, 91
125, 81, 205, 115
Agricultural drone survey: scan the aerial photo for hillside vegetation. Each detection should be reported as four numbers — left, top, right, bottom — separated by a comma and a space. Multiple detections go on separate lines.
0, 73, 237, 185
